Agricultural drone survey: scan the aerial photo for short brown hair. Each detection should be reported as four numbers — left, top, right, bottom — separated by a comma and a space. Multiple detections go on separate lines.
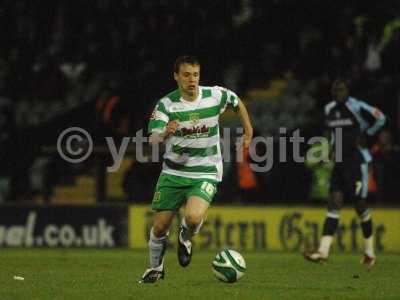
173, 55, 200, 73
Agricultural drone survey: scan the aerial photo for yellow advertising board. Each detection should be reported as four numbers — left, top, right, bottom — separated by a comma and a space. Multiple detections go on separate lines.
129, 205, 400, 252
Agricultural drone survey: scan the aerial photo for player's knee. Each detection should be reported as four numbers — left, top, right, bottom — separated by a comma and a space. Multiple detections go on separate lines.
355, 205, 366, 217
152, 223, 169, 238
355, 199, 369, 218
328, 192, 343, 210
184, 213, 203, 229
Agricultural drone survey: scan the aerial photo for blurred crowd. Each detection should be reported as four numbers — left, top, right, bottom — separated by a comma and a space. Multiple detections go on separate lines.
0, 0, 399, 204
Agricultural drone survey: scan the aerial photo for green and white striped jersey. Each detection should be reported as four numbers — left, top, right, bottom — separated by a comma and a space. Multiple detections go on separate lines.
148, 86, 239, 182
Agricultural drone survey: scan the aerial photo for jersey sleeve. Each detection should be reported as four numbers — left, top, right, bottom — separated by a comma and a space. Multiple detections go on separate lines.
215, 86, 240, 113
148, 99, 169, 135
358, 100, 386, 135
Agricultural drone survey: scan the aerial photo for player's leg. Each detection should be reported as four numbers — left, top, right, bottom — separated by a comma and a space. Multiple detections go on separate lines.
304, 190, 343, 262
319, 191, 343, 257
140, 210, 175, 283
182, 196, 209, 238
305, 164, 344, 262
354, 163, 376, 266
150, 210, 175, 267
140, 174, 185, 283
178, 180, 217, 267
355, 198, 376, 266
178, 195, 209, 267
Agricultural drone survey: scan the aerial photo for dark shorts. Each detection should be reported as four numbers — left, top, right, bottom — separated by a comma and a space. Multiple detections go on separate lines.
330, 161, 369, 200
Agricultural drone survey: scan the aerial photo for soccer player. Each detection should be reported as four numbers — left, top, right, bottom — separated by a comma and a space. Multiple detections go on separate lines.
139, 55, 253, 283
304, 79, 386, 266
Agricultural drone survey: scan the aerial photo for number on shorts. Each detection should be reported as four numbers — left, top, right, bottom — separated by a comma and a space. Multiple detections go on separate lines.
355, 181, 362, 196
201, 182, 215, 197
153, 192, 161, 202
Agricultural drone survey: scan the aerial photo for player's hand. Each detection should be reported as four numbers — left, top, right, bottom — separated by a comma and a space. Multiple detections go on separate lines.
163, 120, 179, 139
242, 132, 253, 148
236, 133, 253, 152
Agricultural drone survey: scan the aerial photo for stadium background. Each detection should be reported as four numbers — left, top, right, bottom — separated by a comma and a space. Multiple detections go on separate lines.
0, 0, 400, 254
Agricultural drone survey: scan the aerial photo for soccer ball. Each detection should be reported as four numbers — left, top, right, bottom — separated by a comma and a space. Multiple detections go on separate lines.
212, 249, 246, 283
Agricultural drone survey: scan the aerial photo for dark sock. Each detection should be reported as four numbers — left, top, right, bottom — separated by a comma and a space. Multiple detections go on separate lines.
361, 219, 373, 239
322, 217, 339, 236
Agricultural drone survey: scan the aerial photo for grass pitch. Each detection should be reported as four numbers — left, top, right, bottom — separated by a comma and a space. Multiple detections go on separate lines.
0, 249, 399, 300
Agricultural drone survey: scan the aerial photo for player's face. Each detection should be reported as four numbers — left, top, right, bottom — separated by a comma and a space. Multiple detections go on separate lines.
335, 83, 349, 103
174, 63, 200, 96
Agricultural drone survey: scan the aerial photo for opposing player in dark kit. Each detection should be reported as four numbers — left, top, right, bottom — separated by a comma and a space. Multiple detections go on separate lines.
304, 79, 385, 266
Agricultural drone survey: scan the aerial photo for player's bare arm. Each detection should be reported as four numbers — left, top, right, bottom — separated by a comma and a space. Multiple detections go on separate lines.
149, 120, 179, 145
236, 99, 253, 148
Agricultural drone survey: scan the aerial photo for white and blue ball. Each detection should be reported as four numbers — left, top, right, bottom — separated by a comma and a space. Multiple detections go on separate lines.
212, 249, 246, 283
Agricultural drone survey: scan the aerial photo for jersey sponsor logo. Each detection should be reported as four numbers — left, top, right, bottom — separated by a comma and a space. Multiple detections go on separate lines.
335, 111, 341, 118
181, 125, 210, 138
327, 119, 353, 127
